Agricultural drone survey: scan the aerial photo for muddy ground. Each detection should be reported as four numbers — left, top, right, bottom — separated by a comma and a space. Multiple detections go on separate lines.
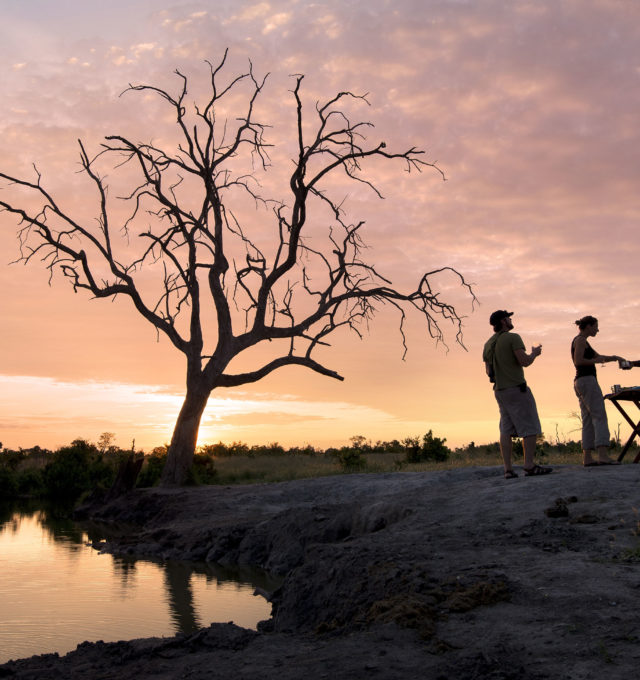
3, 464, 640, 679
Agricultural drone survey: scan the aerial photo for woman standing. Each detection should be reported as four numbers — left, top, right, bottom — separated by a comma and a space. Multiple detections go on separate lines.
572, 316, 623, 466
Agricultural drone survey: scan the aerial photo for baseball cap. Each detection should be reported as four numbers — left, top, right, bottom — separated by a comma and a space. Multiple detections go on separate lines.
489, 310, 513, 326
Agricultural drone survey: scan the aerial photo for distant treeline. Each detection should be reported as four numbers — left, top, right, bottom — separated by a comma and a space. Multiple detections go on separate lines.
198, 431, 451, 461
0, 431, 451, 501
0, 430, 591, 504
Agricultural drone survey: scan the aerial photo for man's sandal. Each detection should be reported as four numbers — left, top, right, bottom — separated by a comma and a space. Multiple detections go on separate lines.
504, 470, 518, 479
523, 464, 553, 476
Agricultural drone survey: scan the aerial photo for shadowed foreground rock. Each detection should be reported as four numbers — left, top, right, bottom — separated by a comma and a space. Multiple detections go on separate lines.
4, 466, 640, 679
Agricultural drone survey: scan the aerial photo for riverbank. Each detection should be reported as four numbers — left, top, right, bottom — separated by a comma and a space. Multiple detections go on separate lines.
3, 465, 640, 679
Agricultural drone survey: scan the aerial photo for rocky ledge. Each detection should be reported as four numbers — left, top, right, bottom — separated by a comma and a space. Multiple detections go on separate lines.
3, 466, 640, 679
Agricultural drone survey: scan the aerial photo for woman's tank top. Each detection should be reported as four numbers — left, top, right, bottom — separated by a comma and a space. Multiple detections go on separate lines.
571, 336, 597, 378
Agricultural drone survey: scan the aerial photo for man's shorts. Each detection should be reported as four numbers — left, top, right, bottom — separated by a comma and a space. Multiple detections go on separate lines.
494, 385, 541, 438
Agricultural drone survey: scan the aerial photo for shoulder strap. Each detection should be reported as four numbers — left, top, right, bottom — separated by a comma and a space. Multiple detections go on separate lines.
485, 331, 508, 384
486, 330, 506, 362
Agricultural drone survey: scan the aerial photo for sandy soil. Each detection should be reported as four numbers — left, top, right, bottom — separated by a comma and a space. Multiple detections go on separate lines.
3, 464, 640, 679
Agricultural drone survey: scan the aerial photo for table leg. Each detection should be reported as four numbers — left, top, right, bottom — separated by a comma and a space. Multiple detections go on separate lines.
609, 399, 640, 462
618, 431, 640, 462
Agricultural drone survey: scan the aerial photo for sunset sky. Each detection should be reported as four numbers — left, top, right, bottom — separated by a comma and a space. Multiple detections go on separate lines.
2, 0, 640, 453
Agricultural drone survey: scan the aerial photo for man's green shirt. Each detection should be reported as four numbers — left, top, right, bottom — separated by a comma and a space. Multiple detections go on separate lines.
483, 331, 525, 389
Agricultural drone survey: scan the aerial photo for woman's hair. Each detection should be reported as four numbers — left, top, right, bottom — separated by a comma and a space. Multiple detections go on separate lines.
575, 315, 598, 330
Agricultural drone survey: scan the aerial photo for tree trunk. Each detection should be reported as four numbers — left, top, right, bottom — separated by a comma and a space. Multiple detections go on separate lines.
161, 386, 210, 486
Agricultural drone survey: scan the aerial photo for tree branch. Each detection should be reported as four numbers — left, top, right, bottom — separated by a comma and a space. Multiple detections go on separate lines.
217, 355, 344, 387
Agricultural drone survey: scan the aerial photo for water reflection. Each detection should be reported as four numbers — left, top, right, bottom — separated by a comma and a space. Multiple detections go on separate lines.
0, 499, 86, 546
165, 560, 199, 632
110, 556, 140, 597
0, 502, 279, 663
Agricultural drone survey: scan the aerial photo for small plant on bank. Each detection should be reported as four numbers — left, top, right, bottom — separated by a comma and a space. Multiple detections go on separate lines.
186, 453, 218, 485
136, 447, 168, 488
332, 446, 367, 472
404, 430, 451, 464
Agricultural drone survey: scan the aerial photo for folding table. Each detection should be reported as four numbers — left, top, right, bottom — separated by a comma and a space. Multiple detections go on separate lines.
605, 388, 640, 462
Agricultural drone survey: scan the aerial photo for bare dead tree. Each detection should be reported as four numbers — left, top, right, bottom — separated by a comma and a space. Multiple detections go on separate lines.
0, 52, 475, 486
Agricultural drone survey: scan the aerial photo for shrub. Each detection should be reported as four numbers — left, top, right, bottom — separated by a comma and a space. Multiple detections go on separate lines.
333, 446, 367, 472
187, 453, 218, 485
0, 466, 17, 498
199, 442, 229, 457
16, 468, 44, 496
287, 445, 319, 456
42, 439, 116, 501
553, 440, 582, 454
371, 438, 405, 454
137, 451, 167, 488
42, 442, 92, 500
249, 442, 286, 457
349, 435, 372, 452
226, 441, 251, 457
199, 441, 252, 457
0, 449, 26, 471
405, 430, 450, 464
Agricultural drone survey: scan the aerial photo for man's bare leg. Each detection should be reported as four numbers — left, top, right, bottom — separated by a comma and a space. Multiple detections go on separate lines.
522, 434, 537, 470
500, 432, 514, 473
522, 435, 552, 475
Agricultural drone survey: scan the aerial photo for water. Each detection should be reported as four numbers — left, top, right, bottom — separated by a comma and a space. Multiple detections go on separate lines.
0, 503, 277, 663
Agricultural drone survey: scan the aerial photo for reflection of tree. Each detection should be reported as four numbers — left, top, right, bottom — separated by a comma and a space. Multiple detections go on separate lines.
0, 502, 13, 527
112, 557, 138, 588
37, 505, 86, 547
164, 561, 199, 633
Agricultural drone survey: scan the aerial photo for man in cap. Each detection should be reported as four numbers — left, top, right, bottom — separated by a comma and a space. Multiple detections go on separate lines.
483, 310, 552, 478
